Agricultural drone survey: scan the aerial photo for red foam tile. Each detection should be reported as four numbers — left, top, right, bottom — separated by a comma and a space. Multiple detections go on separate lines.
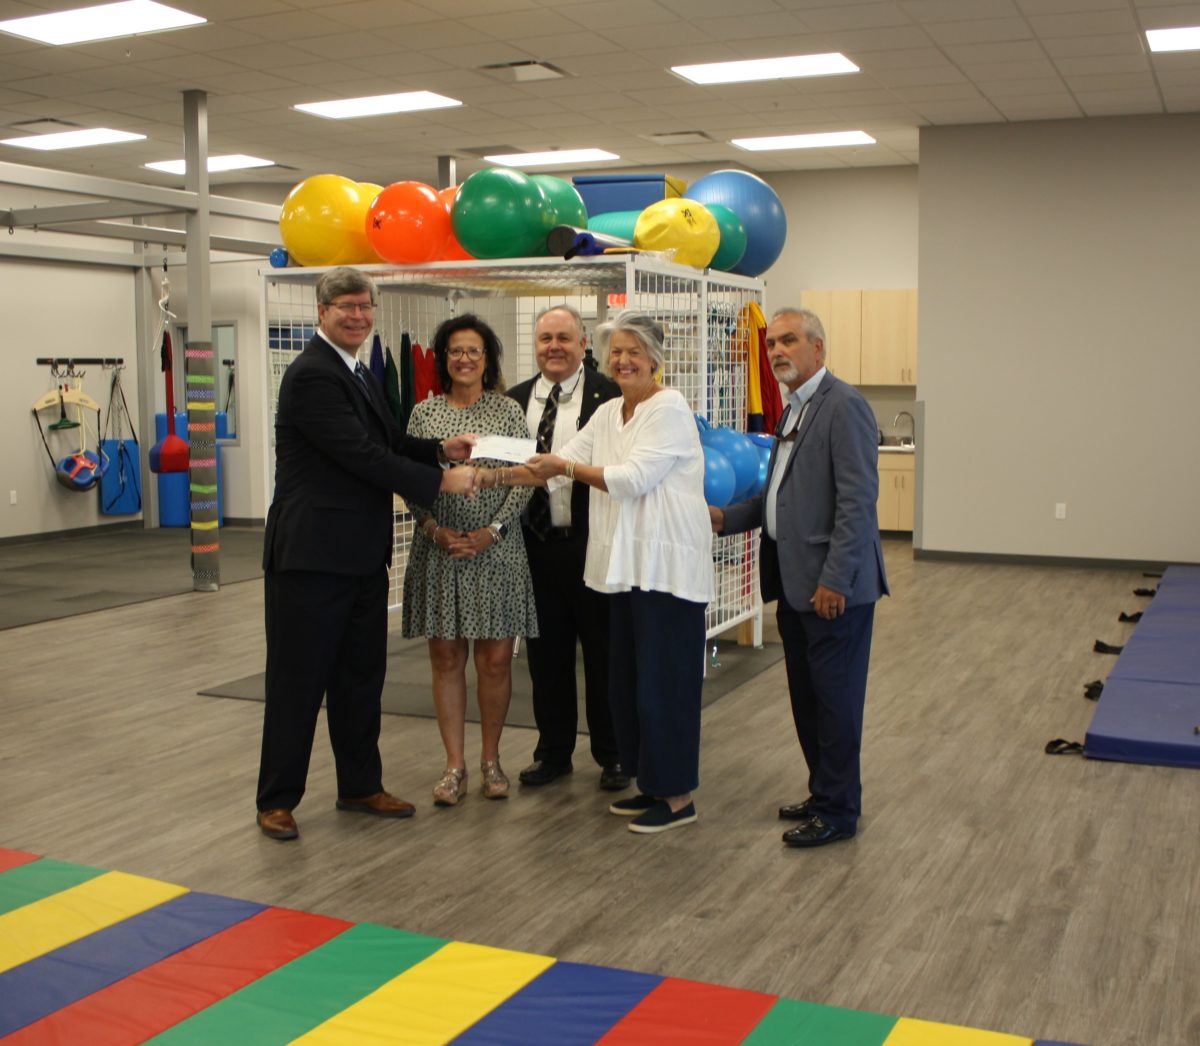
0, 849, 40, 874
4, 906, 351, 1046
599, 976, 778, 1045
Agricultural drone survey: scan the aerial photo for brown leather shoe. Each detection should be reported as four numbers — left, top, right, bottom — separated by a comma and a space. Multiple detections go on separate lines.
335, 791, 415, 819
257, 808, 298, 841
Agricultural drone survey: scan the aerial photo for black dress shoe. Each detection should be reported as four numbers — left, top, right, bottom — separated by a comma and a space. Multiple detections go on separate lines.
598, 763, 631, 791
778, 797, 816, 820
782, 815, 855, 848
518, 760, 573, 786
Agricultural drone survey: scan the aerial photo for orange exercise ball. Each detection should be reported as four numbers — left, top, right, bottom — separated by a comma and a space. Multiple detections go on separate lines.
437, 185, 474, 261
365, 181, 451, 265
279, 174, 375, 267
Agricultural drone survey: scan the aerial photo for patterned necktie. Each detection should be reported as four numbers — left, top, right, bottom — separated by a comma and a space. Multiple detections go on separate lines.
353, 361, 373, 401
527, 383, 562, 540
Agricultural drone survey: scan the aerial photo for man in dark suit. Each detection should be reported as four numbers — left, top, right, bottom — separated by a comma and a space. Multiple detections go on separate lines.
714, 307, 888, 848
507, 305, 628, 791
256, 267, 476, 841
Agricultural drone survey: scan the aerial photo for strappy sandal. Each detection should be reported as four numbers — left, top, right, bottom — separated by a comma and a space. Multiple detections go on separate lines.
433, 767, 467, 806
480, 759, 509, 800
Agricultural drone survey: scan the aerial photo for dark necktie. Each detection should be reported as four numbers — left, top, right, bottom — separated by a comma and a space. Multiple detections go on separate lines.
527, 383, 562, 540
353, 361, 373, 402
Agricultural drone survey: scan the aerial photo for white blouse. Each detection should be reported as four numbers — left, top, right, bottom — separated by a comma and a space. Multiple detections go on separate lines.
556, 387, 714, 605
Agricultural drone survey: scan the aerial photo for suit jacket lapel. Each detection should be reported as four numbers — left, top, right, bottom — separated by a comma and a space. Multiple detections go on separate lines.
777, 373, 834, 483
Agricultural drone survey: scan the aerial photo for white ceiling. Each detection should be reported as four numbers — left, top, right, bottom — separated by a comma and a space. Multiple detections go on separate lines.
1, 0, 1198, 190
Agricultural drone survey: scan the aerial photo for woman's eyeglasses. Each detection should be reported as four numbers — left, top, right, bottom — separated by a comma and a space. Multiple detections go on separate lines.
448, 346, 485, 360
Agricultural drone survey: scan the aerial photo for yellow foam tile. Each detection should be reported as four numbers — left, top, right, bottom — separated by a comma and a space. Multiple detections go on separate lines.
296, 940, 555, 1045
885, 1017, 1033, 1046
0, 869, 187, 974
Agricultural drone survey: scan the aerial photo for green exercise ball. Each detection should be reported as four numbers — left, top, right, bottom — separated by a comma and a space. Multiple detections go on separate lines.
532, 174, 587, 228
707, 203, 748, 272
452, 167, 555, 258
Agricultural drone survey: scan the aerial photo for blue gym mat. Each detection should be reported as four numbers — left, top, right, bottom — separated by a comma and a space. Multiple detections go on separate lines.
1084, 566, 1200, 769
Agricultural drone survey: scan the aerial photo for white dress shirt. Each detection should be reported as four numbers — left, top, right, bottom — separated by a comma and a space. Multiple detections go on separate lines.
317, 329, 362, 373
765, 366, 826, 539
525, 365, 585, 527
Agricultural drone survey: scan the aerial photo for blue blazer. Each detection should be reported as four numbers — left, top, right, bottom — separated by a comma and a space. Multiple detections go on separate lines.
724, 371, 888, 610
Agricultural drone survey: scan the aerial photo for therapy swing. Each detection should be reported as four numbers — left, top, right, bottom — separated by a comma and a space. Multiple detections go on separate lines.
32, 363, 109, 491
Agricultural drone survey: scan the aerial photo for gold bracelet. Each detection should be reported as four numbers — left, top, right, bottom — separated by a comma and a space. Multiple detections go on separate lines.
564, 460, 576, 479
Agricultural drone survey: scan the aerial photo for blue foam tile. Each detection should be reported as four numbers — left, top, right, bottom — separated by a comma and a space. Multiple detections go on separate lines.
451, 960, 663, 1046
0, 891, 264, 1036
1085, 678, 1200, 769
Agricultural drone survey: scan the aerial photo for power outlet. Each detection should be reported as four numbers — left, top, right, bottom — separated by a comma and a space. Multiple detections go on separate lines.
1055, 502, 1066, 520
8, 490, 15, 506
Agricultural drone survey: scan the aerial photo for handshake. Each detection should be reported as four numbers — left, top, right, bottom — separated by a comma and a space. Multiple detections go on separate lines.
437, 433, 479, 497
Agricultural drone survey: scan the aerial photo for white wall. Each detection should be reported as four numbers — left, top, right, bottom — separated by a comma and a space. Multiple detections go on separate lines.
918, 115, 1200, 562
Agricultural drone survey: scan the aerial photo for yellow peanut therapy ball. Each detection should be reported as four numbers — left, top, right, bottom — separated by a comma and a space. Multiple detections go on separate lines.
279, 174, 375, 266
633, 198, 720, 269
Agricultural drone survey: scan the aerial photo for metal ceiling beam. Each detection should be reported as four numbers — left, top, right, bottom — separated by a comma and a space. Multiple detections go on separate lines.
0, 159, 279, 222
3, 200, 175, 227
37, 218, 278, 254
0, 240, 143, 268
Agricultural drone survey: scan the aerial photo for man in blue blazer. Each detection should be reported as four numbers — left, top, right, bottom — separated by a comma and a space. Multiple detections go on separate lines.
256, 267, 476, 841
714, 307, 888, 848
507, 305, 626, 791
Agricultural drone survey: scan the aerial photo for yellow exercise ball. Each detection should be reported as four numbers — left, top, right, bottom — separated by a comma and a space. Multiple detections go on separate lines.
633, 197, 720, 269
279, 174, 375, 267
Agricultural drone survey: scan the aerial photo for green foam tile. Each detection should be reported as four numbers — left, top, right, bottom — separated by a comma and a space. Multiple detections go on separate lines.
742, 997, 899, 1045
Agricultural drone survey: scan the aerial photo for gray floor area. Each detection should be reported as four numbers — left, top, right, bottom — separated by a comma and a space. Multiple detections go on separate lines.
0, 526, 264, 630
200, 635, 781, 730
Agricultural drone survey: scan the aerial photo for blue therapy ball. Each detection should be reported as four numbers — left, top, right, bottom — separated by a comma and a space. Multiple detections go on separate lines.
686, 170, 786, 278
269, 247, 290, 268
703, 446, 736, 507
702, 427, 760, 500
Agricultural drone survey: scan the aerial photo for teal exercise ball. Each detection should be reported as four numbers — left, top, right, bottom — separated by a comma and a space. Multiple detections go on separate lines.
452, 168, 556, 258
706, 203, 748, 272
588, 210, 641, 241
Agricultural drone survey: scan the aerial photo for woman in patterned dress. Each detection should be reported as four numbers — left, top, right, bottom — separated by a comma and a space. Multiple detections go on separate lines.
402, 314, 537, 805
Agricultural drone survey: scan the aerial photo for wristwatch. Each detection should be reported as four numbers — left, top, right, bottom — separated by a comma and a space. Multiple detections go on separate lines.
488, 522, 508, 543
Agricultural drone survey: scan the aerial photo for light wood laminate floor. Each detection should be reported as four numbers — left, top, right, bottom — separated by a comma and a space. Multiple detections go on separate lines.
1, 540, 1196, 1046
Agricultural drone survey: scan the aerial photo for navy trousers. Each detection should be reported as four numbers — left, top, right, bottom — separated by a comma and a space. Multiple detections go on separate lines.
776, 595, 875, 834
257, 567, 388, 811
608, 588, 705, 797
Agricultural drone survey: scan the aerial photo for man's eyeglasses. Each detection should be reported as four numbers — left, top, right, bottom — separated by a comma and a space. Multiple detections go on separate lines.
327, 301, 376, 315
448, 346, 485, 360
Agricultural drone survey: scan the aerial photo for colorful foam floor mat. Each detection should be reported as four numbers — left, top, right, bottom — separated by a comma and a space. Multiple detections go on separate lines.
0, 848, 1084, 1045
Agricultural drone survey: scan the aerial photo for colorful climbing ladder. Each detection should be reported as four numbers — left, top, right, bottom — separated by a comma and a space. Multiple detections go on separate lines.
0, 848, 1083, 1044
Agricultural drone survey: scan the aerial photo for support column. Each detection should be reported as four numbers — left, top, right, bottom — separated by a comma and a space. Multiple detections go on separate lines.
183, 89, 219, 591
436, 154, 457, 190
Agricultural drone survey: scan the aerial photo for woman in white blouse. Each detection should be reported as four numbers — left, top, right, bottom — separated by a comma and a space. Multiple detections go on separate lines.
478, 310, 713, 834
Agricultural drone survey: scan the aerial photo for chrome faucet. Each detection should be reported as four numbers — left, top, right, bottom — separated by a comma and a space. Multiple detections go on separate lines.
893, 411, 915, 446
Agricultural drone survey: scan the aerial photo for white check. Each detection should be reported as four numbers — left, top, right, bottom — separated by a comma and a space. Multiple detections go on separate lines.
470, 435, 537, 463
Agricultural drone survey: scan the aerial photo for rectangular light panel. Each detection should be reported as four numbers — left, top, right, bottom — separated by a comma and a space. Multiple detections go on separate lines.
294, 92, 461, 119
0, 1, 204, 45
0, 128, 147, 150
145, 154, 274, 174
1146, 26, 1200, 53
732, 130, 876, 151
672, 53, 858, 85
484, 148, 618, 167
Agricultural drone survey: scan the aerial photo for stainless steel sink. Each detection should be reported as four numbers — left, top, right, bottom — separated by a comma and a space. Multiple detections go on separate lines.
879, 436, 915, 448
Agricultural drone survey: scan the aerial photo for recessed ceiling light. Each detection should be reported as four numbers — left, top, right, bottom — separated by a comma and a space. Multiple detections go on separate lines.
145, 154, 274, 174
1146, 26, 1200, 53
732, 130, 876, 151
671, 53, 858, 85
0, 1, 204, 46
0, 128, 146, 150
294, 92, 461, 119
484, 148, 619, 167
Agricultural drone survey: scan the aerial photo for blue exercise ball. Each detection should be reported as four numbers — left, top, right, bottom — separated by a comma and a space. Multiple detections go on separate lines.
686, 170, 786, 278
747, 432, 773, 496
702, 426, 759, 500
269, 247, 290, 268
703, 446, 736, 508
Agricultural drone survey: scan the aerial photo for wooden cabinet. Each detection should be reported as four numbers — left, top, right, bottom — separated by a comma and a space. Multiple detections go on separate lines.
860, 289, 917, 385
798, 288, 917, 386
799, 289, 861, 385
877, 453, 915, 532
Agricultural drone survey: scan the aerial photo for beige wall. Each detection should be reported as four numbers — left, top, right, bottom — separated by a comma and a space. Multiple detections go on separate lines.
918, 115, 1200, 562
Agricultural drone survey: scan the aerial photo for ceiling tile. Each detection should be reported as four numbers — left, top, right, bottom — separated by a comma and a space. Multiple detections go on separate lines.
960, 57, 1059, 79
943, 39, 1046, 62
1027, 10, 1139, 37
924, 18, 1033, 45
900, 0, 1021, 19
